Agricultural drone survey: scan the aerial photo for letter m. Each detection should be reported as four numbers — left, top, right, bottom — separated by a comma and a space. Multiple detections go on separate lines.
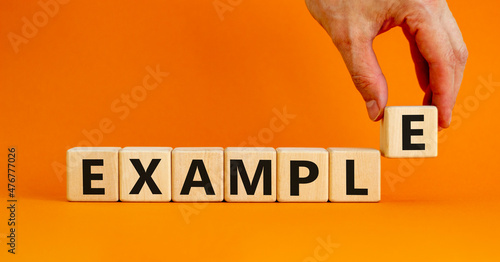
230, 160, 272, 195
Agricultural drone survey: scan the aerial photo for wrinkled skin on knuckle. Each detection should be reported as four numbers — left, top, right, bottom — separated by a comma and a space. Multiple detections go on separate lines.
351, 74, 379, 96
444, 47, 457, 69
455, 44, 469, 66
396, 0, 451, 31
399, 1, 432, 29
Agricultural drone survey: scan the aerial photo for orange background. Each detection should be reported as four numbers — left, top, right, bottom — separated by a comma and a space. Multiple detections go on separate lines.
1, 0, 499, 261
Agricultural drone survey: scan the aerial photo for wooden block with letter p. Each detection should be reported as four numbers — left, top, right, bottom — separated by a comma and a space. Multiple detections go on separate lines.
380, 106, 438, 158
224, 147, 276, 202
172, 147, 224, 202
328, 148, 380, 202
119, 147, 172, 202
67, 147, 120, 201
277, 148, 328, 202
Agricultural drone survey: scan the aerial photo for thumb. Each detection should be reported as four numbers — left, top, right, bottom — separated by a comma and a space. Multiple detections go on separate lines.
335, 39, 388, 121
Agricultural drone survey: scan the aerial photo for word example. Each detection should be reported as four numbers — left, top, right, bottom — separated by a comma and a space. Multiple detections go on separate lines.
66, 106, 438, 203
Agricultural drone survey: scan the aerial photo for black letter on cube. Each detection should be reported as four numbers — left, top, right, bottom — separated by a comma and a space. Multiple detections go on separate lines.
229, 159, 272, 195
180, 159, 215, 195
129, 159, 162, 194
83, 159, 105, 195
346, 160, 368, 195
402, 115, 425, 150
290, 161, 318, 196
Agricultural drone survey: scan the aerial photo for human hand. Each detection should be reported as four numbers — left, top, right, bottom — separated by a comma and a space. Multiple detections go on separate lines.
305, 0, 468, 129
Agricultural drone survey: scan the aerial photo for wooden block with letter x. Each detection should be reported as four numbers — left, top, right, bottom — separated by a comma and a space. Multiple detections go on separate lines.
119, 147, 172, 202
328, 148, 380, 202
67, 147, 120, 201
224, 147, 276, 202
172, 147, 224, 202
380, 106, 438, 158
277, 148, 328, 202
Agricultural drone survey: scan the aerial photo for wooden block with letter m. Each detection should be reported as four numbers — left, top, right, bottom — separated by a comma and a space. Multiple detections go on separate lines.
224, 147, 276, 202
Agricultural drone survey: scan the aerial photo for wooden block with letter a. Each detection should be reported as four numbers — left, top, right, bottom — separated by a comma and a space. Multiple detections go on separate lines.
224, 147, 276, 202
119, 147, 172, 202
380, 106, 438, 158
67, 147, 120, 201
328, 148, 380, 202
172, 147, 224, 202
277, 148, 328, 202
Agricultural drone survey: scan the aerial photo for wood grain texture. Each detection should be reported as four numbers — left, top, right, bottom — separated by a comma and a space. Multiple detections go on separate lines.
119, 147, 172, 202
328, 148, 380, 202
380, 106, 438, 158
67, 147, 120, 201
276, 148, 328, 202
172, 147, 224, 202
224, 147, 276, 202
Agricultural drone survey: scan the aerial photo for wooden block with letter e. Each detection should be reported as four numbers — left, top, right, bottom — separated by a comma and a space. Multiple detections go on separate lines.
277, 148, 328, 202
172, 147, 224, 202
380, 106, 438, 158
119, 147, 172, 202
328, 148, 380, 202
224, 147, 276, 202
67, 147, 120, 201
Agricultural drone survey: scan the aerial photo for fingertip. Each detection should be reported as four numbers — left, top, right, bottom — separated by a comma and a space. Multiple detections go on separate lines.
365, 100, 384, 121
438, 113, 451, 129
374, 108, 385, 121
430, 91, 453, 131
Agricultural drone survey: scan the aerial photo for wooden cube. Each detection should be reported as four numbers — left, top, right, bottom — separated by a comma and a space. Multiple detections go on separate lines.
67, 147, 120, 201
380, 106, 438, 158
328, 148, 380, 202
277, 148, 328, 202
172, 147, 224, 202
119, 147, 172, 202
224, 147, 276, 202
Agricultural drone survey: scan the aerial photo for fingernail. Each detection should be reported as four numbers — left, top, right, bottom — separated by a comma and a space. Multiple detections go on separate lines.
366, 100, 381, 121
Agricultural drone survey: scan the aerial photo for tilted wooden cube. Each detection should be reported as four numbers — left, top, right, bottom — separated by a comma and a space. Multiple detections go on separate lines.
328, 148, 380, 202
171, 147, 224, 202
277, 148, 328, 202
224, 147, 276, 202
119, 147, 172, 202
67, 147, 120, 201
380, 106, 438, 158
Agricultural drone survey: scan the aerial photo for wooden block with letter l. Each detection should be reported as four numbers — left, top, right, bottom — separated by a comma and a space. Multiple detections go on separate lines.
119, 147, 172, 202
67, 147, 120, 201
224, 147, 276, 202
172, 147, 224, 202
277, 148, 328, 202
328, 148, 380, 202
380, 106, 438, 158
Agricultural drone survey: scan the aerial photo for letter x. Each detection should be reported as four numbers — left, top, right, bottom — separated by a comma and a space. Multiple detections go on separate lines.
129, 159, 162, 194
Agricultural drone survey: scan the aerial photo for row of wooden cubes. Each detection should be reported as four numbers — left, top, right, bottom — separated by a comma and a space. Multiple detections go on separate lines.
67, 147, 381, 202
67, 106, 439, 203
